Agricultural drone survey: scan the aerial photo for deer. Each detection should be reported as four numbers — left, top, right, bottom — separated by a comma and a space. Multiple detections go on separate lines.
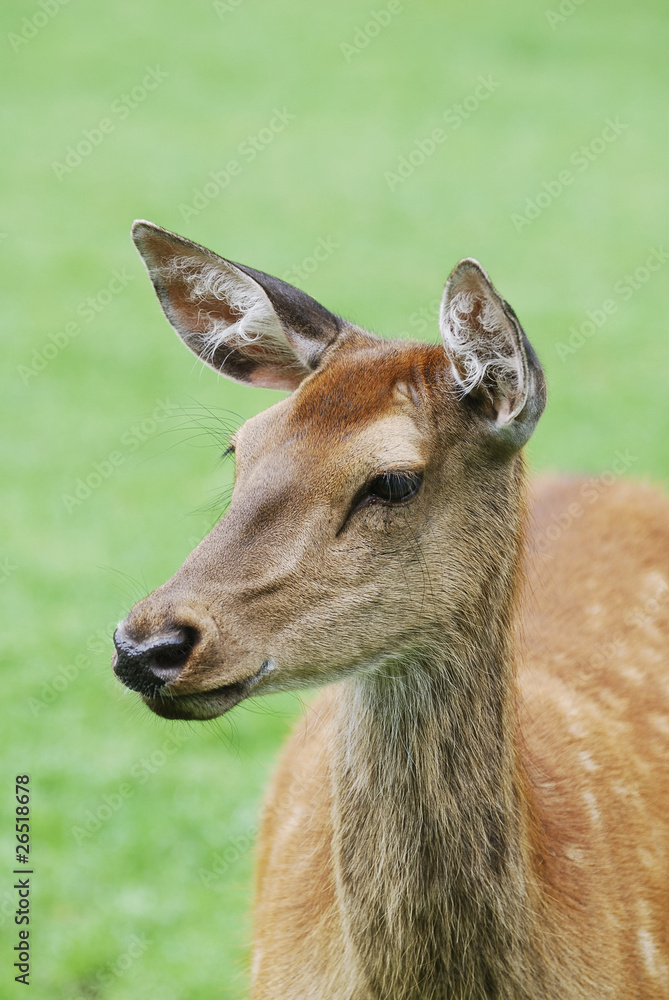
112, 219, 669, 1000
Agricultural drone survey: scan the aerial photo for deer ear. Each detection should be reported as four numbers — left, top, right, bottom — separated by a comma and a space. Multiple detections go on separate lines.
131, 220, 343, 390
439, 258, 546, 449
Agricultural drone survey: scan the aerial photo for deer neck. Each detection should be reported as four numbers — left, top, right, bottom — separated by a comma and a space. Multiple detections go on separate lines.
330, 520, 548, 999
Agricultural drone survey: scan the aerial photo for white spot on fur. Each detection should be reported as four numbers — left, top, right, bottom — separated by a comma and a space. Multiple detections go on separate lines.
598, 688, 629, 714
567, 718, 589, 739
578, 750, 598, 772
638, 848, 655, 868
642, 571, 669, 599
643, 648, 664, 663
620, 665, 645, 684
652, 714, 669, 737
582, 790, 601, 825
638, 928, 658, 975
636, 903, 669, 984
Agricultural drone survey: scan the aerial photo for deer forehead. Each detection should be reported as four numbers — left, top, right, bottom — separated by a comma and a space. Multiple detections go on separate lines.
235, 343, 438, 463
235, 401, 425, 488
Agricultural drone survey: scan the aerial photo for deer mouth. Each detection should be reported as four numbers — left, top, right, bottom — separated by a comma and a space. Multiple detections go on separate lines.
140, 661, 273, 720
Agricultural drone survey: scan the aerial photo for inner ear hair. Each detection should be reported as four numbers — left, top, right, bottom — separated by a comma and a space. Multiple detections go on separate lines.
131, 220, 345, 391
440, 260, 527, 424
439, 258, 546, 448
161, 253, 301, 370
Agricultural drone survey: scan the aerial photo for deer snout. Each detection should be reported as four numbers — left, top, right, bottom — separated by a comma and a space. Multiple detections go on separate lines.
112, 592, 277, 719
113, 620, 198, 698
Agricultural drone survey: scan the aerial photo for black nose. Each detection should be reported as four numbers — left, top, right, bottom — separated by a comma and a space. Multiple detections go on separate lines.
113, 623, 198, 698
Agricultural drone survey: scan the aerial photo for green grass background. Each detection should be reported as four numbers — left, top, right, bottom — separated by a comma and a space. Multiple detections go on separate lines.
1, 0, 668, 996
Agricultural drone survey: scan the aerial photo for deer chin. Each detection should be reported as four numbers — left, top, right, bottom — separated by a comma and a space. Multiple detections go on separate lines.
142, 660, 275, 721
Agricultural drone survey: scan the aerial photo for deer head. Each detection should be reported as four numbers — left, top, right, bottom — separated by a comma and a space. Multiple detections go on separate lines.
112, 221, 545, 720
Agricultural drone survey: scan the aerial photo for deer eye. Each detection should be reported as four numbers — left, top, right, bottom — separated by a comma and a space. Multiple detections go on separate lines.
367, 471, 423, 504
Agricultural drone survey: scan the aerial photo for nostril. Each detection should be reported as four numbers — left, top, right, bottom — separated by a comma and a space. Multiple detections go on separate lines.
113, 623, 199, 696
146, 627, 198, 681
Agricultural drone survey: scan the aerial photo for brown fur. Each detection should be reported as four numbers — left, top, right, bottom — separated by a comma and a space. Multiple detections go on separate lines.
118, 224, 669, 999
253, 474, 669, 998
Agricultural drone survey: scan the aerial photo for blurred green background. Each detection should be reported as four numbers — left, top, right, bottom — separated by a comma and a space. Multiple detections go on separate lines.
1, 0, 668, 996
